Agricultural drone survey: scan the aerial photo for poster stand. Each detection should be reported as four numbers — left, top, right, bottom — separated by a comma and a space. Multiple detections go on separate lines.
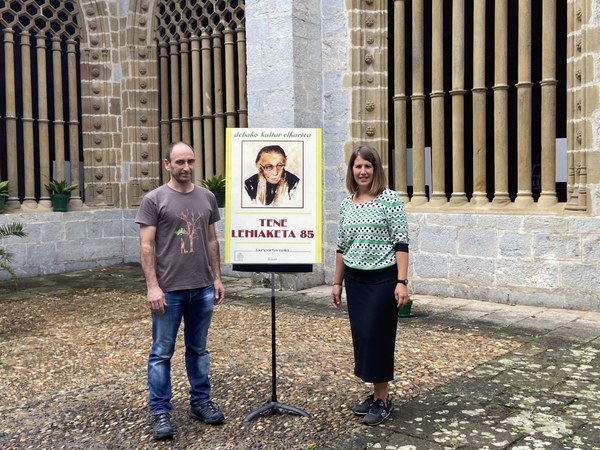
233, 264, 312, 422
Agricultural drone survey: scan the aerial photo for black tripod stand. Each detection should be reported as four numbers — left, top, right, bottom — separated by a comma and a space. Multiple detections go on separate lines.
244, 273, 311, 422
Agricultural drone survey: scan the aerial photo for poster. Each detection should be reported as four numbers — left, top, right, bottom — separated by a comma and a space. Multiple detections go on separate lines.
225, 128, 322, 265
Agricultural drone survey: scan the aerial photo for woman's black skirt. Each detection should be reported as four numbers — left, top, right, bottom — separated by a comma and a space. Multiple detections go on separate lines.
345, 264, 398, 383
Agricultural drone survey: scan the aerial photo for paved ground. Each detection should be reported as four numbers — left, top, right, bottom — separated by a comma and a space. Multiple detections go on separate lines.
1, 265, 599, 449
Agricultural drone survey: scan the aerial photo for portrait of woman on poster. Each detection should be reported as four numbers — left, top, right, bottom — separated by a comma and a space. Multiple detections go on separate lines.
330, 144, 409, 426
243, 145, 302, 207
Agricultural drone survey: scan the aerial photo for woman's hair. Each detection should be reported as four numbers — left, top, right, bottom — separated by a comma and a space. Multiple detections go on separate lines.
255, 145, 287, 164
345, 145, 387, 195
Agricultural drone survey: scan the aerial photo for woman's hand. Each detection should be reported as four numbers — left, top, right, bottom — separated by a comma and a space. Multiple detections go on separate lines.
394, 283, 409, 308
330, 284, 343, 309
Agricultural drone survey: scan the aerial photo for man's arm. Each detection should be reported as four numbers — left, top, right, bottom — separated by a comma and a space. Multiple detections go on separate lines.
139, 224, 166, 314
207, 223, 225, 304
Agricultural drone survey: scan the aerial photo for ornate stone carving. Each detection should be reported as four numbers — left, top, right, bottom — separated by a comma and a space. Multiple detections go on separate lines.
365, 101, 375, 112
365, 54, 374, 65
366, 35, 375, 45
365, 16, 375, 27
95, 171, 104, 180
91, 67, 100, 78
140, 94, 148, 105
366, 125, 376, 136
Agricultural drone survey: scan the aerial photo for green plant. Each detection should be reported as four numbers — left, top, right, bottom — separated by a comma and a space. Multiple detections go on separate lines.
0, 180, 9, 198
0, 222, 27, 278
201, 174, 225, 193
45, 179, 78, 194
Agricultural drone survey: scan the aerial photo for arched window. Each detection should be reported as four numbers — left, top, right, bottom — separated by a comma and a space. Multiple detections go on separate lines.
0, 0, 83, 209
388, 1, 569, 210
154, 0, 247, 183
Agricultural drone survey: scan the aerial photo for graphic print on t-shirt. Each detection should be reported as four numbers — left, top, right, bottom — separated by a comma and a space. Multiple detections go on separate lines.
175, 208, 202, 254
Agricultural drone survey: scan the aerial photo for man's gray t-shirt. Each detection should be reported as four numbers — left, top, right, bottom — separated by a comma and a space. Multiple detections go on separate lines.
135, 184, 220, 292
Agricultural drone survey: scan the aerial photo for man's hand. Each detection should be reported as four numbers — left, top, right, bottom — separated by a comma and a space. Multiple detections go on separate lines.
147, 285, 166, 315
214, 279, 225, 305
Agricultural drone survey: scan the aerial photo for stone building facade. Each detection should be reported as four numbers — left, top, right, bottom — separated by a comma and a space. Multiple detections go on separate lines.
1, 0, 599, 311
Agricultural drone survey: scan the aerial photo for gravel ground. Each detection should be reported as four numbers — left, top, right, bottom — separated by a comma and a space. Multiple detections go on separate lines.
0, 286, 519, 449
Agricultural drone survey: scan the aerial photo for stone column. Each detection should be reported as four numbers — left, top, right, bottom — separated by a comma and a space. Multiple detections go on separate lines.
450, 0, 467, 205
212, 30, 225, 178
236, 26, 248, 128
3, 29, 19, 210
410, 0, 427, 206
159, 42, 170, 162
52, 37, 66, 182
67, 39, 83, 208
191, 35, 204, 181
471, 0, 488, 206
393, 0, 408, 200
515, 0, 534, 207
538, 0, 558, 207
429, 0, 446, 206
201, 30, 215, 175
492, 0, 510, 205
169, 41, 181, 141
180, 39, 191, 145
20, 31, 36, 208
36, 34, 51, 207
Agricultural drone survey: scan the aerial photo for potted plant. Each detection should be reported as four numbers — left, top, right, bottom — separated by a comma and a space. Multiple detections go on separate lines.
398, 298, 414, 318
0, 181, 9, 214
45, 179, 78, 212
201, 174, 226, 208
0, 222, 26, 278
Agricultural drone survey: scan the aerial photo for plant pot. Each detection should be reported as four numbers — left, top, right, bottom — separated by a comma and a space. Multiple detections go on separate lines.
51, 193, 70, 212
397, 299, 414, 318
0, 196, 5, 214
214, 191, 225, 208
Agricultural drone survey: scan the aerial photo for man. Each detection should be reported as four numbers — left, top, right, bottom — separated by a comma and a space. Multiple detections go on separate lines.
135, 141, 225, 440
244, 145, 301, 207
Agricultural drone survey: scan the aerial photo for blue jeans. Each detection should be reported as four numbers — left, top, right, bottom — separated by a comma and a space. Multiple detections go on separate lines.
147, 286, 215, 414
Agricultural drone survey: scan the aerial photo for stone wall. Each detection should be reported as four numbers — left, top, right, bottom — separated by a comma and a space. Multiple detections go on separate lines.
0, 211, 139, 279
409, 211, 600, 310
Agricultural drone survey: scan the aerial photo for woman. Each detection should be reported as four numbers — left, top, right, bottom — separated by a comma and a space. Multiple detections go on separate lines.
330, 145, 409, 426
